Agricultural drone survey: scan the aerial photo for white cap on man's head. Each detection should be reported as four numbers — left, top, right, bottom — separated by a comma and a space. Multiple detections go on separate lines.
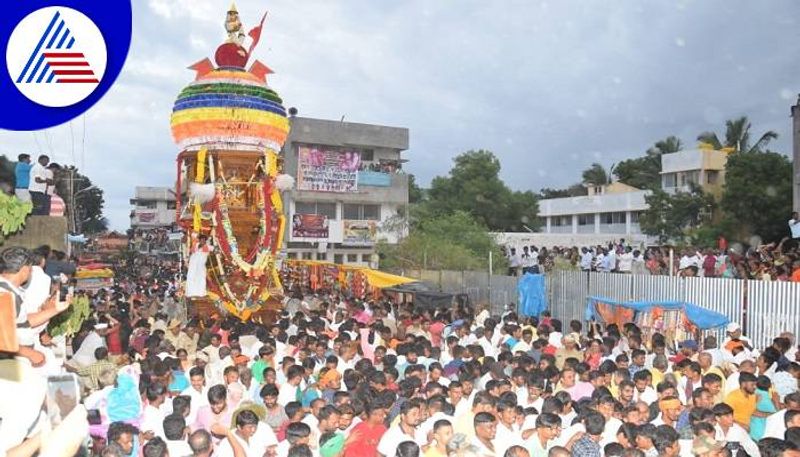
727, 322, 741, 333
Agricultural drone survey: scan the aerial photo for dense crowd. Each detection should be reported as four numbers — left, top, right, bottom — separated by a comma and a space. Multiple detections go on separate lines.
504, 232, 800, 282
5, 242, 800, 457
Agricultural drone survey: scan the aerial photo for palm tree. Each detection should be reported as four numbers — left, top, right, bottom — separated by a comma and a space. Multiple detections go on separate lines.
647, 136, 683, 156
697, 116, 778, 153
582, 162, 615, 186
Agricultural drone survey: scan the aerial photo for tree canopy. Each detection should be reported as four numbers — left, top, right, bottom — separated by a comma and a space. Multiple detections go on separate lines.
426, 150, 539, 232
638, 186, 716, 244
697, 116, 778, 154
721, 151, 793, 243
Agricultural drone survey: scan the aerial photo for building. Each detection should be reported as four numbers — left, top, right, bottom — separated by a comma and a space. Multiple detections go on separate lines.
792, 96, 800, 212
281, 116, 410, 266
660, 148, 727, 197
129, 186, 177, 229
524, 181, 654, 247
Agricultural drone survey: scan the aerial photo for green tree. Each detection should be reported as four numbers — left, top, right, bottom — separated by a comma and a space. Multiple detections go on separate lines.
721, 151, 792, 242
377, 211, 506, 272
54, 166, 108, 234
697, 116, 778, 153
581, 162, 613, 186
538, 183, 587, 199
639, 186, 716, 243
407, 173, 424, 204
427, 150, 538, 231
0, 155, 16, 188
614, 136, 682, 191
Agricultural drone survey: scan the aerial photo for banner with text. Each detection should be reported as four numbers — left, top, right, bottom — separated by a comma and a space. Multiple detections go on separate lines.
292, 214, 329, 239
297, 146, 361, 193
343, 220, 379, 246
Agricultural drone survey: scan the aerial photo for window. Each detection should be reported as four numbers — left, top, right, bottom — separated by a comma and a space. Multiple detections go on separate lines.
663, 173, 677, 188
334, 254, 343, 264
707, 170, 719, 184
578, 214, 595, 226
302, 252, 313, 260
295, 201, 337, 219
681, 171, 699, 187
342, 204, 380, 220
551, 216, 572, 227
361, 254, 372, 263
316, 252, 327, 261
347, 254, 358, 263
287, 252, 297, 259
601, 212, 626, 224
630, 212, 640, 223
138, 200, 157, 209
361, 149, 374, 162
167, 201, 177, 210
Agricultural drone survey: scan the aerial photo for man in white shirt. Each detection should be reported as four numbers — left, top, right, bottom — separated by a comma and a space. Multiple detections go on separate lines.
618, 247, 634, 274
214, 410, 261, 457
181, 367, 209, 426
277, 365, 304, 407
72, 325, 107, 367
713, 403, 761, 457
790, 212, 800, 240
507, 248, 521, 276
28, 155, 51, 215
163, 414, 193, 457
377, 399, 426, 457
763, 394, 800, 439
141, 383, 168, 439
580, 248, 593, 271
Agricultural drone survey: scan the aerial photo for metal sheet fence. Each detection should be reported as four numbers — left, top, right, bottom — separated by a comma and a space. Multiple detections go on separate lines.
406, 269, 799, 350
747, 280, 800, 349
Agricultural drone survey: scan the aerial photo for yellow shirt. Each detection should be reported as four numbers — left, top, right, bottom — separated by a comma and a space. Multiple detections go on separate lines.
724, 389, 757, 427
454, 411, 476, 438
650, 368, 665, 388
424, 447, 448, 457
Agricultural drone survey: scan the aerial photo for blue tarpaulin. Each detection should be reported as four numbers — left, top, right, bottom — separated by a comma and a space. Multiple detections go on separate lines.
585, 296, 729, 330
518, 273, 548, 317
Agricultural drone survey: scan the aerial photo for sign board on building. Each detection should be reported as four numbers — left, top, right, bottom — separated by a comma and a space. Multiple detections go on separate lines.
357, 171, 391, 187
137, 212, 156, 223
297, 146, 360, 193
343, 220, 378, 245
292, 214, 329, 238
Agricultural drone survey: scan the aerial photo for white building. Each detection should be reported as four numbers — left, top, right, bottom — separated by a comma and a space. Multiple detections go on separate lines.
282, 116, 410, 267
129, 186, 177, 229
661, 148, 727, 196
514, 182, 656, 247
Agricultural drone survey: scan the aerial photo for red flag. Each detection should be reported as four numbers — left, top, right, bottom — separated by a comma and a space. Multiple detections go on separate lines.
247, 11, 269, 56
188, 58, 214, 80
249, 60, 273, 82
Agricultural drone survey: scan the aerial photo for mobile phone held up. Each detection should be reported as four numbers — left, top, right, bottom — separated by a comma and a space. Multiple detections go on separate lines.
45, 374, 80, 428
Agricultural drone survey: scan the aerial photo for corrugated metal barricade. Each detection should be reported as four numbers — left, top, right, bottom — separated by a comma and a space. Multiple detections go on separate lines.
683, 277, 744, 342
746, 280, 800, 349
546, 270, 588, 324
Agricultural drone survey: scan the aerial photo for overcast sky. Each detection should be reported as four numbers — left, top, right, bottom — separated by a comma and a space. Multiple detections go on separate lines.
1, 0, 799, 230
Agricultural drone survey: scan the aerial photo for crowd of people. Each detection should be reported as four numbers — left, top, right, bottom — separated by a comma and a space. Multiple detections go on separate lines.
504, 229, 800, 282
5, 240, 800, 457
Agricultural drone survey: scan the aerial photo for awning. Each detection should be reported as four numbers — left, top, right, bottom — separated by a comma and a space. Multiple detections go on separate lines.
361, 269, 417, 289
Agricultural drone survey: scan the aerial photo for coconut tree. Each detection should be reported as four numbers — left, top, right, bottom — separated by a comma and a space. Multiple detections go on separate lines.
581, 162, 615, 186
647, 135, 683, 156
697, 116, 778, 153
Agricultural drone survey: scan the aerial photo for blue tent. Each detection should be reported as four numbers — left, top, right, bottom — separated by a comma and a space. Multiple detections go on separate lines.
585, 296, 729, 330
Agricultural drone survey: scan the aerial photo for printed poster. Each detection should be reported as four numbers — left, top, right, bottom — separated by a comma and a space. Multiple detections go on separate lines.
343, 220, 378, 245
297, 146, 361, 193
292, 214, 329, 238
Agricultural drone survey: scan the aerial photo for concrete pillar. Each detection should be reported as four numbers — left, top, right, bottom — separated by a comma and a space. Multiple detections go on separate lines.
572, 215, 578, 234
546, 216, 551, 233
625, 211, 632, 234
594, 213, 600, 234
793, 97, 800, 212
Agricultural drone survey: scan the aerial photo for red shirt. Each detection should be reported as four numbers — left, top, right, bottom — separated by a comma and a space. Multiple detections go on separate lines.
106, 325, 122, 355
429, 321, 445, 347
343, 421, 387, 457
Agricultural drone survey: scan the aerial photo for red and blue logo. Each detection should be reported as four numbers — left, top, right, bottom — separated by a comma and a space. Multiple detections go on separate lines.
1, 1, 130, 130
